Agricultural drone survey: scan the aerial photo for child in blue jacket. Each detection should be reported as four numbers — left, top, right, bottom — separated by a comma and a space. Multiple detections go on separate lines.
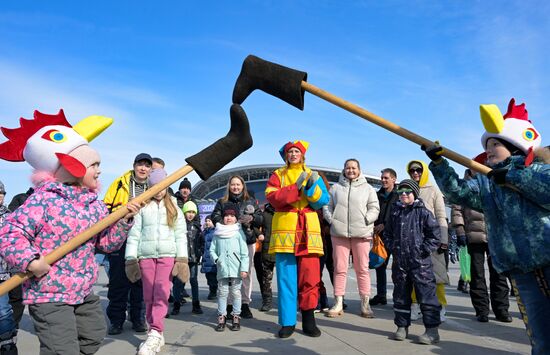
424, 98, 550, 354
210, 203, 249, 332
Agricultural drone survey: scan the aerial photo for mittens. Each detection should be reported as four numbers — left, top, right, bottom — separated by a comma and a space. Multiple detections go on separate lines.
487, 168, 508, 185
421, 144, 444, 163
172, 257, 190, 283
295, 171, 308, 189
125, 259, 141, 283
306, 171, 319, 189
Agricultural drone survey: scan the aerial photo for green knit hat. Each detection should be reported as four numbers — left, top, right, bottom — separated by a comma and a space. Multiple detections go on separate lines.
182, 201, 198, 214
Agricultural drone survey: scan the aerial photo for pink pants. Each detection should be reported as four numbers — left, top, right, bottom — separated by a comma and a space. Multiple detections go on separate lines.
332, 236, 371, 297
140, 258, 175, 332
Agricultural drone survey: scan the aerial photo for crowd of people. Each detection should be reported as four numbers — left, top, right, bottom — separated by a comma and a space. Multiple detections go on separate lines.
0, 97, 548, 355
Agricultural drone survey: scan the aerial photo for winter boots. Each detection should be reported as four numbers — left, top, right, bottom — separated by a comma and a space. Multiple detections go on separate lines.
260, 296, 272, 312
137, 329, 164, 355
302, 309, 321, 337
327, 296, 344, 317
216, 315, 226, 332
231, 315, 241, 331
171, 301, 181, 315
369, 294, 387, 306
393, 327, 409, 341
278, 325, 295, 338
240, 303, 253, 319
192, 301, 203, 314
418, 327, 440, 345
360, 295, 375, 318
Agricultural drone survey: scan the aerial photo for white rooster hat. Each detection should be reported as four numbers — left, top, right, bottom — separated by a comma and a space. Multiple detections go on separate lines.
0, 110, 112, 182
480, 98, 542, 166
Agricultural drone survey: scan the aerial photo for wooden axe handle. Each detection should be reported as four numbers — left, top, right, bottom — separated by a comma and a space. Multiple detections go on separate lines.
302, 81, 492, 175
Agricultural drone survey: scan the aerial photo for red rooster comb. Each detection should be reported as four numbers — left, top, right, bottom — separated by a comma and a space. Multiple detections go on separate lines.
0, 109, 71, 162
503, 98, 529, 122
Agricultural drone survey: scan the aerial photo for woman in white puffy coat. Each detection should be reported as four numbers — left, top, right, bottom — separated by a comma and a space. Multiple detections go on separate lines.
323, 159, 380, 318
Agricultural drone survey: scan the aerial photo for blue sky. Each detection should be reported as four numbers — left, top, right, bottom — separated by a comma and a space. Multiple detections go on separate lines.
1, 1, 549, 200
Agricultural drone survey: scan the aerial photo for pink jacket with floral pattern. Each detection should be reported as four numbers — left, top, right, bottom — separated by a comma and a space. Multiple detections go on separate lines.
0, 181, 132, 305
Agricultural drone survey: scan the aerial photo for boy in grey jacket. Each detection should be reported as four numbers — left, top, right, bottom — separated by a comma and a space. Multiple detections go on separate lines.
210, 203, 249, 332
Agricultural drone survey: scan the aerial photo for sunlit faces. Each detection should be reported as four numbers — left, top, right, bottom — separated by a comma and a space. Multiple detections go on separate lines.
0, 193, 5, 205
229, 177, 244, 195
344, 160, 360, 180
397, 188, 415, 205
485, 138, 512, 166
133, 160, 152, 183
224, 214, 237, 225
286, 147, 303, 164
408, 167, 423, 182
154, 188, 167, 201
184, 210, 196, 222
179, 187, 191, 198
204, 218, 214, 229
82, 162, 101, 190
380, 172, 396, 190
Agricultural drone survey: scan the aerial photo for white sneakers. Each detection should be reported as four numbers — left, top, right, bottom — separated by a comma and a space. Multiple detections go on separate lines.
138, 329, 164, 355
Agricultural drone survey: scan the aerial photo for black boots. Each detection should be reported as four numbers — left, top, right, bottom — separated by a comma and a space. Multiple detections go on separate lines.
369, 295, 387, 306
260, 296, 272, 312
240, 303, 253, 319
278, 325, 295, 338
171, 301, 181, 315
232, 55, 308, 110
302, 309, 321, 337
192, 301, 203, 314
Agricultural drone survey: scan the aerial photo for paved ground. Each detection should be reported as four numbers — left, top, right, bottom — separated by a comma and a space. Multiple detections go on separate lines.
17, 261, 531, 354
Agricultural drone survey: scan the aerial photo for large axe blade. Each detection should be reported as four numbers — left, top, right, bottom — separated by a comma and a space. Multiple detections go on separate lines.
0, 103, 253, 296
233, 54, 491, 175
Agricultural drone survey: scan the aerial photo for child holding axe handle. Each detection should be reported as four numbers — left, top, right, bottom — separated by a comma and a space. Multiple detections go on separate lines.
423, 99, 550, 355
0, 103, 253, 353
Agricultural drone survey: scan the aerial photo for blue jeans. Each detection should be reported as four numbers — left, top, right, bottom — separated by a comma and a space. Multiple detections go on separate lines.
511, 266, 550, 355
173, 263, 199, 303
0, 285, 16, 338
217, 278, 242, 316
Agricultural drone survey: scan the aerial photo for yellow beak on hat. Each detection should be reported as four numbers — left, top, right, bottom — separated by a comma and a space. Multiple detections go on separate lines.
480, 104, 504, 134
72, 115, 113, 142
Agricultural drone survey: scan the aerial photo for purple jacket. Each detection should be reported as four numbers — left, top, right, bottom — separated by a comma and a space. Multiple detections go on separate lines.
0, 181, 132, 305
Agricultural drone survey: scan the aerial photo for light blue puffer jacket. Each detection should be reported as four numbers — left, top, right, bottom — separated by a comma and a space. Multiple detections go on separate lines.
209, 223, 249, 281
125, 197, 188, 260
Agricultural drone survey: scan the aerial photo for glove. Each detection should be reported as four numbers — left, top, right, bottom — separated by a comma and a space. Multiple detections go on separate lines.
125, 259, 141, 283
244, 204, 255, 214
457, 235, 467, 247
437, 243, 448, 254
421, 143, 444, 162
305, 171, 319, 189
487, 168, 508, 185
172, 257, 190, 283
295, 171, 308, 189
239, 214, 253, 224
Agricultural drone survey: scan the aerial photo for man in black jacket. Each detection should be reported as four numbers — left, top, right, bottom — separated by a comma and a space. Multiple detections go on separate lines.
370, 168, 399, 306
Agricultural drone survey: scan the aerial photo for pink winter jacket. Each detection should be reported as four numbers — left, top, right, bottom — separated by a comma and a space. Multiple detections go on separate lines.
0, 181, 132, 305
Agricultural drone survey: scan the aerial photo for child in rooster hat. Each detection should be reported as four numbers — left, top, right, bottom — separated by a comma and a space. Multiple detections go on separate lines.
424, 99, 550, 354
0, 110, 140, 354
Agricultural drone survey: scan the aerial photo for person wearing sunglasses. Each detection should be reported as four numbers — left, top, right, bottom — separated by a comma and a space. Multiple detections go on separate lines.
406, 161, 449, 323
383, 179, 442, 344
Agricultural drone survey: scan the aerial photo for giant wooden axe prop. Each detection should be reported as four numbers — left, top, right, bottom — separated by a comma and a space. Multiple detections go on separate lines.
232, 55, 491, 175
0, 104, 252, 296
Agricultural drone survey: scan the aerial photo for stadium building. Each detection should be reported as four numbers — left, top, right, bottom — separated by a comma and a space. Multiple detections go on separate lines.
192, 164, 383, 223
